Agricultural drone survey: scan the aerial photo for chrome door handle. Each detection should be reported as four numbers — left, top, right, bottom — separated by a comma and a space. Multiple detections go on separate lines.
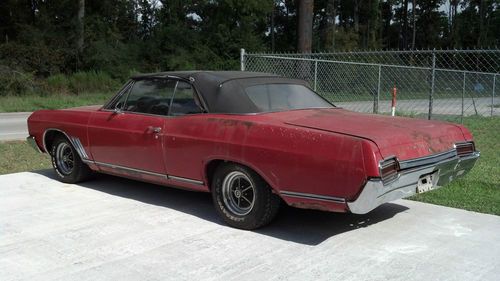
147, 126, 162, 133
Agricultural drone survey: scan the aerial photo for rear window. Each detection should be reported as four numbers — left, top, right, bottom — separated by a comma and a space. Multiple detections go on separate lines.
244, 84, 333, 112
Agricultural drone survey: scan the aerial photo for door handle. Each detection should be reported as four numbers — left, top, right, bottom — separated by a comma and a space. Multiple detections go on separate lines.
147, 126, 162, 134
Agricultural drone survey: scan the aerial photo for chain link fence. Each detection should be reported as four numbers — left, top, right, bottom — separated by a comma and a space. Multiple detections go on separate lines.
242, 49, 499, 122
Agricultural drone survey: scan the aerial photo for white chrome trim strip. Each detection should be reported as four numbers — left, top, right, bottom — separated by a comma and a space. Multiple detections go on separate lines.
70, 137, 89, 160
42, 129, 89, 161
94, 161, 167, 178
280, 191, 346, 203
168, 175, 204, 185
398, 149, 457, 170
92, 160, 204, 185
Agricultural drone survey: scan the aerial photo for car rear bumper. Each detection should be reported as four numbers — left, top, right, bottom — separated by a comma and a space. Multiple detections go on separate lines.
347, 150, 480, 214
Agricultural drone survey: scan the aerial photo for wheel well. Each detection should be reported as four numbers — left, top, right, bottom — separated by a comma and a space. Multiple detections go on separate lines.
43, 130, 67, 154
204, 159, 277, 194
205, 159, 225, 189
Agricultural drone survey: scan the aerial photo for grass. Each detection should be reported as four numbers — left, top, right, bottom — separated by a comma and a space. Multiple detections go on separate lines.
0, 92, 112, 112
409, 116, 500, 215
0, 117, 498, 215
0, 141, 51, 175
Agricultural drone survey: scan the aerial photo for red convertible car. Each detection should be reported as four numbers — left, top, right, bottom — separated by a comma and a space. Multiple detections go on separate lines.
27, 71, 479, 229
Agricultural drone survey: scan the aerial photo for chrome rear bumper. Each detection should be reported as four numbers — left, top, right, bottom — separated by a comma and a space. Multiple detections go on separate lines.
347, 151, 480, 214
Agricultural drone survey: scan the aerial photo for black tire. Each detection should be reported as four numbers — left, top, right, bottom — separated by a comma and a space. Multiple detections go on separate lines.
211, 163, 280, 230
50, 136, 93, 184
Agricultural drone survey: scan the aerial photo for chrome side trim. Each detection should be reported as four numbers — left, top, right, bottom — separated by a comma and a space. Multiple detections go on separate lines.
42, 128, 89, 161
26, 136, 43, 153
94, 161, 167, 178
169, 175, 204, 185
70, 137, 89, 160
82, 159, 94, 165
280, 191, 346, 203
92, 160, 204, 185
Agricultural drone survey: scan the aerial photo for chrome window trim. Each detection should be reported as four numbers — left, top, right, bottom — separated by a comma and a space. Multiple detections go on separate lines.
280, 190, 346, 203
99, 109, 208, 119
102, 77, 207, 117
102, 80, 134, 110
168, 80, 179, 115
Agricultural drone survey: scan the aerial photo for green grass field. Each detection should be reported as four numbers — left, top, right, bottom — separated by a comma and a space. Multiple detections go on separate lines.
409, 116, 500, 215
0, 141, 51, 174
0, 116, 498, 215
0, 92, 112, 112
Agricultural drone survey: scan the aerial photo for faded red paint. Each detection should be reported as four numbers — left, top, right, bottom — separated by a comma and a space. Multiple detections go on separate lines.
27, 106, 474, 213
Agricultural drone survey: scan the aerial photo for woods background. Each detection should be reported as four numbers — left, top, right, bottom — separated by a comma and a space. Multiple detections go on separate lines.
0, 0, 498, 96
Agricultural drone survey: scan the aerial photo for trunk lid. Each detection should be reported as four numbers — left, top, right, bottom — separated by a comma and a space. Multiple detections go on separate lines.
271, 108, 466, 160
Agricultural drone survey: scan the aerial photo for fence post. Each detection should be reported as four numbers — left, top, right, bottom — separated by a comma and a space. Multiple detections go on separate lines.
461, 72, 466, 123
240, 48, 246, 71
374, 65, 381, 114
428, 49, 436, 120
314, 60, 318, 91
493, 74, 497, 117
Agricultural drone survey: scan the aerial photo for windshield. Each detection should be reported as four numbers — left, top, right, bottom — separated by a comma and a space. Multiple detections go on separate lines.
244, 84, 333, 112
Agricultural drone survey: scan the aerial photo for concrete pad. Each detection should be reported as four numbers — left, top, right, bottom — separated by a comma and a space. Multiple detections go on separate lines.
1, 171, 499, 281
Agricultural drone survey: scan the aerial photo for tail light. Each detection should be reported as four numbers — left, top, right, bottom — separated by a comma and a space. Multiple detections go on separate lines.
455, 142, 475, 157
380, 157, 400, 184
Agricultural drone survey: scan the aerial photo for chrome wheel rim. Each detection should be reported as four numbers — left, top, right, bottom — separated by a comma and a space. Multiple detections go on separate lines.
56, 142, 74, 175
222, 171, 255, 216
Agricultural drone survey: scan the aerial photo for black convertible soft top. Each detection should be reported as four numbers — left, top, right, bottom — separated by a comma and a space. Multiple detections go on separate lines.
130, 71, 311, 113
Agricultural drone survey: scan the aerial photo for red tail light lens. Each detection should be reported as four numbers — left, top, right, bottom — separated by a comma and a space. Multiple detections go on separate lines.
380, 158, 400, 183
455, 142, 475, 157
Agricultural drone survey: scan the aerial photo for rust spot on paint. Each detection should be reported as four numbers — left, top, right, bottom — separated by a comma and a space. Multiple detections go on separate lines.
207, 118, 253, 128
310, 108, 339, 117
410, 130, 441, 154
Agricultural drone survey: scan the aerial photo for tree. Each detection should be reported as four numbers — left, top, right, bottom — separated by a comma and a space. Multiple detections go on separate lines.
77, 0, 85, 53
412, 0, 417, 49
297, 0, 314, 53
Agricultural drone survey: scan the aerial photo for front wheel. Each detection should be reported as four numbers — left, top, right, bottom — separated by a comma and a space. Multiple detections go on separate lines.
211, 163, 280, 230
50, 136, 93, 184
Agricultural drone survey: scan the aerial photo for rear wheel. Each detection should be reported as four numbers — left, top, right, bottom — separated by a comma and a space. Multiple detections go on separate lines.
50, 136, 93, 184
211, 163, 280, 229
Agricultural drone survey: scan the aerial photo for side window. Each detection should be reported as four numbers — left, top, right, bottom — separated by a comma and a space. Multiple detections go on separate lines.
106, 82, 132, 110
170, 81, 203, 116
124, 79, 176, 116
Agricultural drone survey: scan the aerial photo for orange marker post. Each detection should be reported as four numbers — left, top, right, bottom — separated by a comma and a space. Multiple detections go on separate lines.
391, 85, 397, 116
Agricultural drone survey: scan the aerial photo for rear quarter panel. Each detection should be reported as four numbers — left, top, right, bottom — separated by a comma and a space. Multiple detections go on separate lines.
164, 114, 382, 206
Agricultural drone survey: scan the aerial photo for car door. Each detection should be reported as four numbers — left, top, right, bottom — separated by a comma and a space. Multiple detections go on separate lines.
88, 78, 175, 178
162, 80, 208, 185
